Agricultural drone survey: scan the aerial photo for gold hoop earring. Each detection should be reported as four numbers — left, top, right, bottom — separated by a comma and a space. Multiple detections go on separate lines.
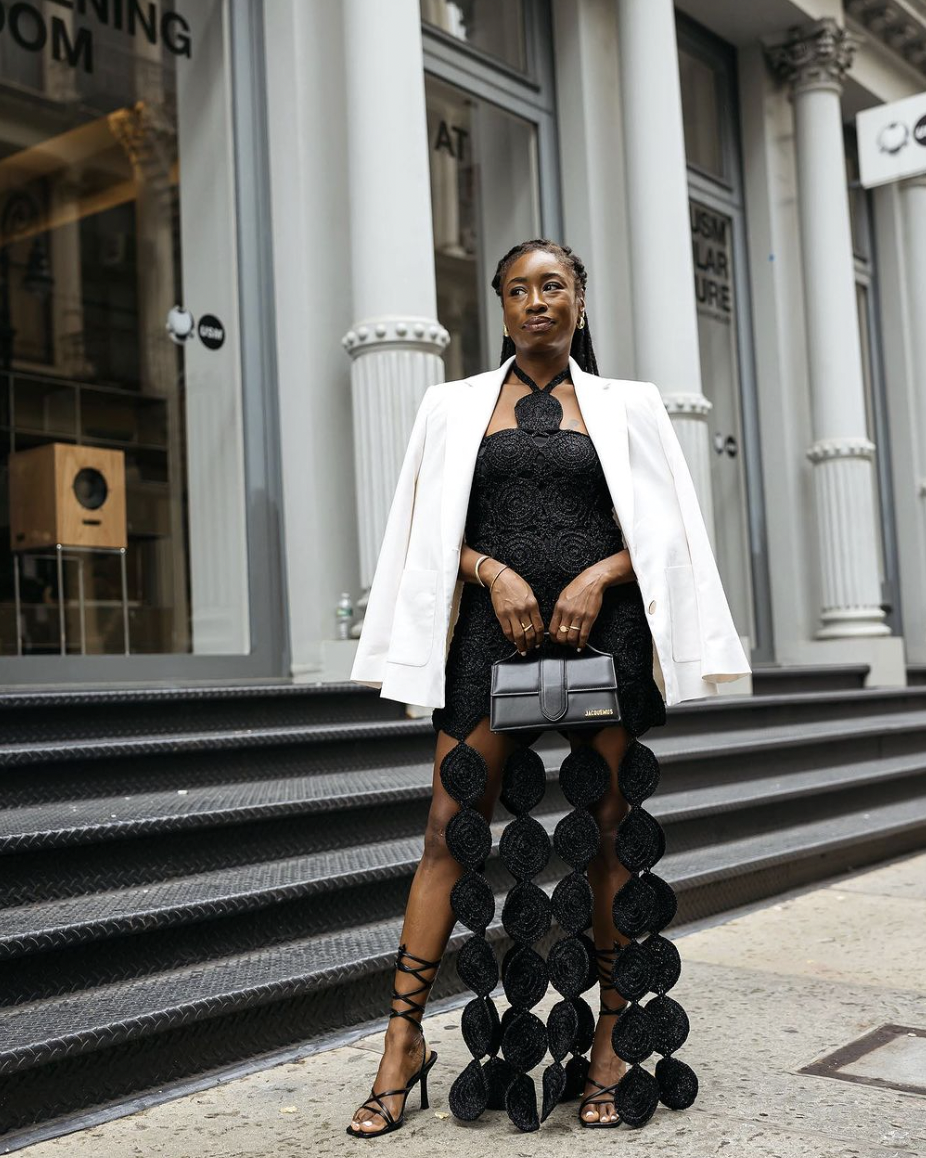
503, 323, 510, 337
577, 314, 585, 330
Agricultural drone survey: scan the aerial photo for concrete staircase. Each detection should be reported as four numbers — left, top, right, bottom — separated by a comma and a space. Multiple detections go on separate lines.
1, 667, 925, 1136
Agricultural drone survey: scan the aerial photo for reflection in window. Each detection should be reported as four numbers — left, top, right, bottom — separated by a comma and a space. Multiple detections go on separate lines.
0, 0, 246, 658
679, 48, 724, 179
420, 0, 527, 72
425, 74, 540, 379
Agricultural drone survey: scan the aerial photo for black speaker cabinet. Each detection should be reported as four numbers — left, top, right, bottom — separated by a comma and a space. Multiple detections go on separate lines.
9, 442, 127, 551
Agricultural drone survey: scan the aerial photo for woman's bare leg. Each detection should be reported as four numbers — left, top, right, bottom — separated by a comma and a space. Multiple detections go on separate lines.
348, 717, 520, 1133
566, 724, 635, 1125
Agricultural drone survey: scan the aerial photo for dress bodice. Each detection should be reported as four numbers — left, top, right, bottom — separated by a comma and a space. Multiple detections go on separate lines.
464, 366, 624, 594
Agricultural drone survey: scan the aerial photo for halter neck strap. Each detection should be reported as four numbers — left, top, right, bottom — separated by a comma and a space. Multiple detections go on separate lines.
511, 361, 571, 394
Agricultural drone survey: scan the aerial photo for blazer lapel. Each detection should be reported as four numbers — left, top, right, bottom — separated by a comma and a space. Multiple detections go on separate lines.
439, 352, 635, 564
571, 357, 635, 539
440, 354, 515, 565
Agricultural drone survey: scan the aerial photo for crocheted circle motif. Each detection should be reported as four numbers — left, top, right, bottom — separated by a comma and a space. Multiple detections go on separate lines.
572, 995, 596, 1055
576, 932, 600, 993
611, 938, 654, 1002
502, 880, 552, 944
552, 807, 600, 869
480, 427, 539, 474
547, 998, 579, 1061
547, 934, 591, 999
646, 871, 679, 932
501, 1009, 548, 1072
515, 389, 562, 433
612, 874, 659, 937
610, 1001, 655, 1065
615, 807, 666, 873
445, 808, 492, 870
500, 746, 547, 816
451, 870, 495, 933
505, 1070, 540, 1133
547, 428, 599, 472
644, 994, 690, 1055
655, 1055, 699, 1110
617, 679, 666, 737
456, 933, 498, 996
483, 1055, 518, 1111
559, 746, 611, 809
461, 995, 502, 1059
617, 740, 661, 805
540, 1060, 567, 1122
642, 932, 681, 993
613, 1062, 660, 1128
562, 1052, 590, 1101
440, 741, 488, 806
496, 476, 544, 531
551, 870, 594, 934
448, 1056, 489, 1121
499, 814, 551, 881
501, 945, 549, 1010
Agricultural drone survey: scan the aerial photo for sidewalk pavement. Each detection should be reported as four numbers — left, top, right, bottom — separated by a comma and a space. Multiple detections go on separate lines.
18, 850, 926, 1158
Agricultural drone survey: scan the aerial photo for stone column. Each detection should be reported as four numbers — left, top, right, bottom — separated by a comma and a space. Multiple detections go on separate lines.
766, 18, 888, 638
617, 0, 716, 547
341, 0, 449, 626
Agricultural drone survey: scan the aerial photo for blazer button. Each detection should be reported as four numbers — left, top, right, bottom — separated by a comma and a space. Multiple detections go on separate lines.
648, 599, 656, 614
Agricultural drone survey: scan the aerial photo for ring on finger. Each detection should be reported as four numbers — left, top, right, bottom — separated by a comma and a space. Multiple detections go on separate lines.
568, 624, 580, 631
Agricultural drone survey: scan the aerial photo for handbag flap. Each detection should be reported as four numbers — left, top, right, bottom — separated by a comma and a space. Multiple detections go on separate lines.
491, 648, 617, 696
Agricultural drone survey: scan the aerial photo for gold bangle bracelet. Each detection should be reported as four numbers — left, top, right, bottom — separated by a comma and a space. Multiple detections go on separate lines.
489, 563, 510, 591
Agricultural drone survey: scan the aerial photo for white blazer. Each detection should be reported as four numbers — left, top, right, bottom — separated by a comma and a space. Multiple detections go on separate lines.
350, 353, 751, 710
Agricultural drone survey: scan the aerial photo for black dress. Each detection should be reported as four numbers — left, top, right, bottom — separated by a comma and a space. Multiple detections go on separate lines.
431, 364, 698, 1132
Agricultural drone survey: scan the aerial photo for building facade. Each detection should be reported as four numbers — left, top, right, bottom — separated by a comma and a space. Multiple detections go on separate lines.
0, 0, 924, 694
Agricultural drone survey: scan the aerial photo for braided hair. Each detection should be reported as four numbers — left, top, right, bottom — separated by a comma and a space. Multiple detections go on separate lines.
491, 238, 600, 375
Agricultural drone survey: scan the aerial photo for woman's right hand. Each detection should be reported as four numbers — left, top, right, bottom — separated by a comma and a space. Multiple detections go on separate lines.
487, 565, 544, 654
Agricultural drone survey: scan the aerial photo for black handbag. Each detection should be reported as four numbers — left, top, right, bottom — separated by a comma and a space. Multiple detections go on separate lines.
489, 633, 622, 733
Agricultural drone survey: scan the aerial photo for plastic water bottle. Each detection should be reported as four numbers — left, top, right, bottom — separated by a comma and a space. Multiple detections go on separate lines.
335, 592, 354, 640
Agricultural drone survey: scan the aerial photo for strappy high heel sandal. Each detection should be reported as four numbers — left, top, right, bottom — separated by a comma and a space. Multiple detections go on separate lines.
579, 945, 628, 1129
346, 943, 441, 1139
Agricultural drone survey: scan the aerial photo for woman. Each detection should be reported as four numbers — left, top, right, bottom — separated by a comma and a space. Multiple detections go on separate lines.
347, 239, 750, 1136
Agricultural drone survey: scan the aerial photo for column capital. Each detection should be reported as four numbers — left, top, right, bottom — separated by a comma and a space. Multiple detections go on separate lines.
765, 17, 859, 97
341, 315, 450, 358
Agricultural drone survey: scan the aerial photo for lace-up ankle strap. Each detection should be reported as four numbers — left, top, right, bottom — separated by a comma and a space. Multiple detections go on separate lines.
594, 944, 628, 1017
388, 944, 442, 1032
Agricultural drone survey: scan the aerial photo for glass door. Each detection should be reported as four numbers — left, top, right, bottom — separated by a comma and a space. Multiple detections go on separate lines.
0, 0, 282, 678
678, 14, 770, 660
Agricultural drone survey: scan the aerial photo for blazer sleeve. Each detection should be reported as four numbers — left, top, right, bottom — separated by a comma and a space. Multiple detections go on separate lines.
644, 382, 751, 683
350, 386, 436, 687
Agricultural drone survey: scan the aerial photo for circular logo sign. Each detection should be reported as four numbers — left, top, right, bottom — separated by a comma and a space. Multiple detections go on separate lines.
197, 314, 225, 350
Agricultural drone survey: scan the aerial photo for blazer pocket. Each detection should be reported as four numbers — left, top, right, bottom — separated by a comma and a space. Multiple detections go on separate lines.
389, 567, 439, 667
665, 563, 701, 663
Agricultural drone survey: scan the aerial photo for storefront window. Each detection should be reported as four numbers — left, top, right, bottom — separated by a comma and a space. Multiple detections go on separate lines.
420, 0, 527, 72
425, 73, 540, 379
0, 0, 248, 658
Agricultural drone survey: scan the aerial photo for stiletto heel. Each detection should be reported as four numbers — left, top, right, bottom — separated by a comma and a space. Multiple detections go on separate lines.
346, 944, 441, 1139
579, 945, 628, 1129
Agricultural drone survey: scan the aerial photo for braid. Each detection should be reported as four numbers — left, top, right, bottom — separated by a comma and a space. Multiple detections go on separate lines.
492, 238, 599, 375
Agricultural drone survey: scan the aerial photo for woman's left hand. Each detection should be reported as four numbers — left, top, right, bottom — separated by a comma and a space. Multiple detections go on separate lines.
549, 570, 607, 651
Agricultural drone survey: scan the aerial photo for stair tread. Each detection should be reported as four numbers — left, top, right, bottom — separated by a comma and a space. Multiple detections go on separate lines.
2, 696, 926, 767
1, 713, 926, 852
3, 790, 925, 1070
1, 773, 926, 954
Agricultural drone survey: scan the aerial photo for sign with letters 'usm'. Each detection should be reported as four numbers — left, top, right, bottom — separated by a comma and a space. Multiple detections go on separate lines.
857, 90, 926, 189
